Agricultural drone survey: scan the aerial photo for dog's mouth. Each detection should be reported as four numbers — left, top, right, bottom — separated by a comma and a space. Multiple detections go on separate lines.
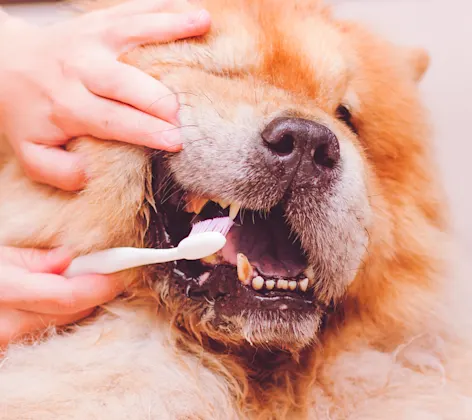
158, 184, 318, 314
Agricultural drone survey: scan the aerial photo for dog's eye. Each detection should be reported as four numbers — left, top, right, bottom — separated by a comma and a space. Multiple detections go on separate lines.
335, 104, 358, 134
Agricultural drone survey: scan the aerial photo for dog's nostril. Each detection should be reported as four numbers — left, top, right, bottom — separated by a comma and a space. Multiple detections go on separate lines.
266, 133, 295, 156
313, 143, 336, 169
261, 117, 340, 187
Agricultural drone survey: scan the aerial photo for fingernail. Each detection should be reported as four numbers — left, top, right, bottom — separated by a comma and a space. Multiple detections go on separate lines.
169, 113, 180, 126
159, 129, 183, 151
51, 246, 74, 259
44, 247, 74, 275
189, 9, 210, 26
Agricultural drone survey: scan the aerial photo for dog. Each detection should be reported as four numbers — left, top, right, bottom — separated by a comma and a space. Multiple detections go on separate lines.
1, 0, 472, 418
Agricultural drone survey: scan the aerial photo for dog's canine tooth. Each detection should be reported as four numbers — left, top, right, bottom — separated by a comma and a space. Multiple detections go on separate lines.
214, 199, 230, 209
299, 278, 309, 292
265, 280, 275, 290
252, 276, 264, 290
304, 267, 315, 286
288, 281, 297, 291
237, 253, 253, 285
229, 202, 241, 220
185, 196, 209, 214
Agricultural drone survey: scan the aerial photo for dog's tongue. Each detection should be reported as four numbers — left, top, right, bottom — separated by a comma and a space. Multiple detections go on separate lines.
221, 210, 307, 278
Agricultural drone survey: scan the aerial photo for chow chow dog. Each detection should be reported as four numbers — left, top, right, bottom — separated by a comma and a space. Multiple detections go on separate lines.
0, 0, 471, 419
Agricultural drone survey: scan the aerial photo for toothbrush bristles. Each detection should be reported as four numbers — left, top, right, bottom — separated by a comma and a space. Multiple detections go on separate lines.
190, 217, 234, 237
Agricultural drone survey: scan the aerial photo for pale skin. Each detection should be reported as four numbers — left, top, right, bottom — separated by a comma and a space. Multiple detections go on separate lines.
0, 0, 211, 347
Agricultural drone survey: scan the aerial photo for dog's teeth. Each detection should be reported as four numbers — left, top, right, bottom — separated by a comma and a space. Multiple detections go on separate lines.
265, 280, 275, 290
201, 254, 219, 265
237, 253, 253, 285
185, 196, 209, 214
229, 203, 241, 220
288, 281, 297, 291
299, 278, 309, 292
304, 267, 315, 286
276, 280, 288, 290
252, 276, 264, 290
215, 199, 230, 209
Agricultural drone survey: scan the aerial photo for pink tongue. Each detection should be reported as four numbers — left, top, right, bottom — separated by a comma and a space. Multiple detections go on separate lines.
220, 214, 307, 278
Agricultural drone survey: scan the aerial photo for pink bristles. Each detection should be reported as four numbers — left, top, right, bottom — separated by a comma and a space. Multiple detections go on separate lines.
190, 217, 234, 237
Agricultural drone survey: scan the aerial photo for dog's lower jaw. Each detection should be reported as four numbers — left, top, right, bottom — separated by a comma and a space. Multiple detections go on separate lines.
212, 312, 322, 351
156, 281, 322, 353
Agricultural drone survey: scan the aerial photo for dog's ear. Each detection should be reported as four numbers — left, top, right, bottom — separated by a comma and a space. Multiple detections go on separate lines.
405, 47, 430, 83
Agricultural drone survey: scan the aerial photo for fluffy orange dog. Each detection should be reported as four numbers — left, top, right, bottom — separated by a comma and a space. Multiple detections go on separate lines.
1, 0, 472, 419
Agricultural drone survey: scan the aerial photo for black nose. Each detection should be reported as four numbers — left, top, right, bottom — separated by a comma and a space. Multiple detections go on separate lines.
261, 117, 340, 188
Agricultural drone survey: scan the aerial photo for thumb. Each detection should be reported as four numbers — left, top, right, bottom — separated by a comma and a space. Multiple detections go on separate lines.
0, 246, 73, 274
19, 143, 86, 192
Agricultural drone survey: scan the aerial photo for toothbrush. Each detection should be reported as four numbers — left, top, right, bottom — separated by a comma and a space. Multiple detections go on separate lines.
62, 217, 234, 278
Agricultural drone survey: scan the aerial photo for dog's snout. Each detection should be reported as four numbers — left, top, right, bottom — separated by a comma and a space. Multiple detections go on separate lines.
261, 117, 340, 186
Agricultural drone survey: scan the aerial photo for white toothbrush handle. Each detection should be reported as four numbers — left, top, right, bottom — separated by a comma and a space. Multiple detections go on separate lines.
62, 247, 180, 278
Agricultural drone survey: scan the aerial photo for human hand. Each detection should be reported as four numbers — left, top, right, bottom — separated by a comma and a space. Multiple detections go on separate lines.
0, 0, 211, 191
0, 246, 124, 348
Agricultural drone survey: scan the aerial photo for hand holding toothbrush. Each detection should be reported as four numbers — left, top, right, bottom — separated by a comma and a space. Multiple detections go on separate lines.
0, 247, 122, 349
0, 219, 232, 349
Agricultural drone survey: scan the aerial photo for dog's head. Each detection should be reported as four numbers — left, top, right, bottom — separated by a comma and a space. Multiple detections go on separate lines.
117, 0, 443, 351
1, 0, 445, 353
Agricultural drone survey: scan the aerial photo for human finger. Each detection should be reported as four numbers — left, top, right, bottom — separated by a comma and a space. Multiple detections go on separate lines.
0, 307, 93, 347
83, 61, 179, 125
0, 272, 124, 315
108, 10, 211, 51
76, 94, 182, 151
0, 246, 73, 274
18, 143, 86, 191
100, 0, 172, 18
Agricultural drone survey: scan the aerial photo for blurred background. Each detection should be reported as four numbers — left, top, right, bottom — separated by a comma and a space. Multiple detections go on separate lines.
2, 0, 471, 254
332, 0, 472, 255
